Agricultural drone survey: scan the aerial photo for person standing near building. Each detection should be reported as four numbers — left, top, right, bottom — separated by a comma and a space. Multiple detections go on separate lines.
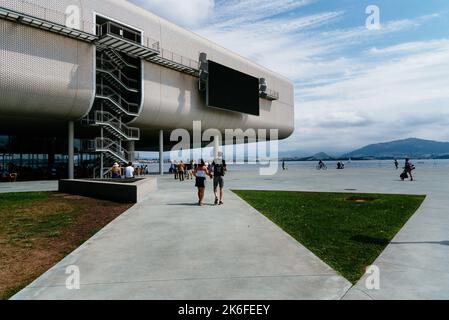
177, 161, 185, 181
111, 162, 121, 178
211, 152, 227, 205
125, 162, 135, 179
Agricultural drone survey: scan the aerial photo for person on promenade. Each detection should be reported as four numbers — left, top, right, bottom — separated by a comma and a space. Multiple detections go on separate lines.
188, 160, 195, 180
111, 162, 121, 178
177, 161, 185, 181
185, 160, 192, 180
194, 159, 210, 206
404, 158, 415, 181
394, 159, 399, 170
211, 152, 227, 205
317, 160, 326, 170
125, 162, 135, 179
173, 162, 178, 180
282, 160, 286, 171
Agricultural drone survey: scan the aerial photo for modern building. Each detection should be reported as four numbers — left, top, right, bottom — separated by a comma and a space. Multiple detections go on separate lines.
0, 0, 294, 180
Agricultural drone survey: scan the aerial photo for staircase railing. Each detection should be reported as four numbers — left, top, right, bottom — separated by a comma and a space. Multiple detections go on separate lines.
104, 49, 139, 69
97, 56, 139, 90
95, 137, 131, 163
91, 110, 140, 140
96, 84, 140, 115
97, 21, 160, 52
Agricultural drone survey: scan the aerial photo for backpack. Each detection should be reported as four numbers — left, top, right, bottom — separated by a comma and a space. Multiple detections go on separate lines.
213, 161, 226, 176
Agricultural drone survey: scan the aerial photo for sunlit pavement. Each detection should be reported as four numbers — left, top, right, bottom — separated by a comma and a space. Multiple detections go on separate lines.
9, 163, 449, 299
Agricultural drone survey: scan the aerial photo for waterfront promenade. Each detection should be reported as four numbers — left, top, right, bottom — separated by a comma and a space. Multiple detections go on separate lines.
7, 163, 449, 299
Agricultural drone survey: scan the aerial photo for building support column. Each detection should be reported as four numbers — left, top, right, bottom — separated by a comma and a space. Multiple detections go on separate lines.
214, 134, 220, 161
159, 130, 164, 175
68, 121, 74, 180
128, 141, 135, 163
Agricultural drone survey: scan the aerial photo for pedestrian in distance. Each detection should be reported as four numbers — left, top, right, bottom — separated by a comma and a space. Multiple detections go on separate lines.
177, 161, 185, 181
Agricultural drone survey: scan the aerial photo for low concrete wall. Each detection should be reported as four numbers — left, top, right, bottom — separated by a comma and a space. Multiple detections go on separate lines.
59, 178, 157, 203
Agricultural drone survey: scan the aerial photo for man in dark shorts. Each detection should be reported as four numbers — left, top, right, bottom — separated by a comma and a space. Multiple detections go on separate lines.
211, 152, 227, 205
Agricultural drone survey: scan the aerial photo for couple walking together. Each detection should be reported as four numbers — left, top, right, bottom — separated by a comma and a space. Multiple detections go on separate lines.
194, 153, 227, 206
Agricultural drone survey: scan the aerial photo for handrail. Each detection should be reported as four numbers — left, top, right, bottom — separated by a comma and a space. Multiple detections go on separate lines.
104, 49, 139, 69
97, 21, 160, 52
96, 85, 140, 115
159, 48, 199, 70
93, 111, 140, 140
1, 0, 95, 33
97, 56, 139, 90
95, 137, 131, 162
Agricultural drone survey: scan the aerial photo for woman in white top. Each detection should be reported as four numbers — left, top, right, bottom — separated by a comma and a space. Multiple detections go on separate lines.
193, 159, 210, 206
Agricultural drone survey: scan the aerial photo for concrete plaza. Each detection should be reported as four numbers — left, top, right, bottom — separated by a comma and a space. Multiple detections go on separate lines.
8, 162, 449, 299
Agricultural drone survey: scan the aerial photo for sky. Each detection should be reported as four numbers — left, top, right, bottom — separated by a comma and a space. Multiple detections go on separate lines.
129, 0, 449, 156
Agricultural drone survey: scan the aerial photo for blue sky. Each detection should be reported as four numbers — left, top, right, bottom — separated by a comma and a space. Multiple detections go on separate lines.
130, 0, 449, 155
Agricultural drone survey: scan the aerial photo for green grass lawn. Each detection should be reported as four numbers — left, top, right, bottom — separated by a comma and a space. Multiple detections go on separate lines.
233, 190, 425, 283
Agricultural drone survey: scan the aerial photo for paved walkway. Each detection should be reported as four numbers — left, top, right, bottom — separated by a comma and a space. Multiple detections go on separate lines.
10, 164, 449, 299
0, 180, 57, 193
12, 174, 351, 300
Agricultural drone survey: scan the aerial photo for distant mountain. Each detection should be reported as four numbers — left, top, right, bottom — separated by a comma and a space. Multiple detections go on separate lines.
290, 152, 335, 161
344, 138, 449, 158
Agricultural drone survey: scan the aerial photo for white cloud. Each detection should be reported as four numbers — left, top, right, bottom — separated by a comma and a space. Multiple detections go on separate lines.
130, 0, 449, 154
129, 0, 214, 27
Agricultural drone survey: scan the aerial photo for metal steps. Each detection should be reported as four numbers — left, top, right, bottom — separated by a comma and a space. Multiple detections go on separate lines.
103, 49, 139, 70
96, 57, 139, 92
83, 111, 140, 141
95, 85, 140, 117
94, 137, 130, 164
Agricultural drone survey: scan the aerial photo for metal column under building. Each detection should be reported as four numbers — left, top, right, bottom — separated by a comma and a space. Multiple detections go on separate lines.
68, 121, 74, 179
159, 130, 164, 175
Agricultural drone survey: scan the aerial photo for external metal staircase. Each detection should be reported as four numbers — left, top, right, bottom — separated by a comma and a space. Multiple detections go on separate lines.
103, 49, 139, 70
97, 57, 139, 92
82, 111, 140, 141
94, 137, 130, 164
95, 85, 140, 117
83, 34, 142, 176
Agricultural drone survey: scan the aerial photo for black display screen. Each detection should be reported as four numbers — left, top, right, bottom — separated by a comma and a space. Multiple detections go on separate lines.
207, 60, 260, 116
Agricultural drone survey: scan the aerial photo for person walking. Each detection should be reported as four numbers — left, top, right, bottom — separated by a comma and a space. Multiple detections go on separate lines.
404, 158, 415, 181
173, 162, 178, 180
211, 152, 227, 205
394, 159, 399, 170
177, 161, 185, 181
194, 159, 210, 206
